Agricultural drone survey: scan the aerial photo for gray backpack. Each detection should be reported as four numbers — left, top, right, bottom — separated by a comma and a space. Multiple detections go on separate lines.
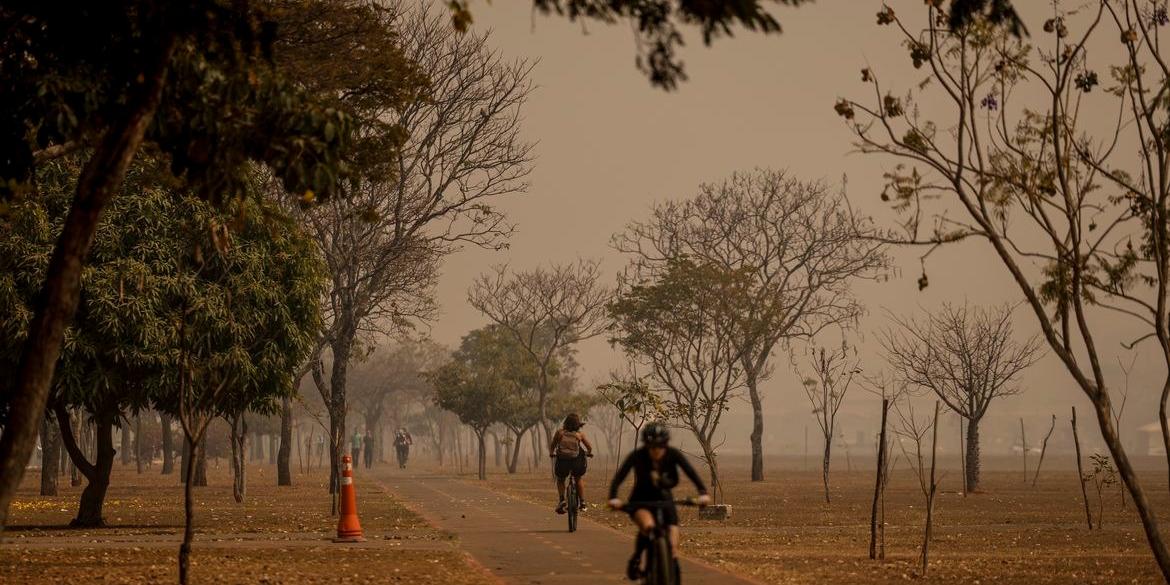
556, 431, 581, 459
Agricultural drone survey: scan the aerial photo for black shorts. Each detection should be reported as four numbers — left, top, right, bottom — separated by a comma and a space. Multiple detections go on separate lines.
554, 455, 587, 479
627, 501, 679, 526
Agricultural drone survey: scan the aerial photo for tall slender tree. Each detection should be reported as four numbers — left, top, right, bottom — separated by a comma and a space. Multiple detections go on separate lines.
840, 2, 1170, 575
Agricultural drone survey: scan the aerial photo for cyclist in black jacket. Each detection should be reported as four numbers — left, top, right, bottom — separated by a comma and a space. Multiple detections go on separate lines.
608, 422, 710, 580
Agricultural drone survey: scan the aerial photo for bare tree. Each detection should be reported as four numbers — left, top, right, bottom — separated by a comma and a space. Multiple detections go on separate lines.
609, 259, 752, 501
893, 398, 942, 577
468, 260, 610, 451
841, 1, 1170, 575
613, 169, 887, 481
798, 342, 861, 503
286, 3, 534, 500
882, 304, 1040, 492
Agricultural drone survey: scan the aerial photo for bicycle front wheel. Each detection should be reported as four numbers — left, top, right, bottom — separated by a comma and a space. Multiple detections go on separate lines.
647, 536, 674, 585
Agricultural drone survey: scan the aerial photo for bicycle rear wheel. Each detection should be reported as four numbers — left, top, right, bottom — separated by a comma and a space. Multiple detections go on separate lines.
566, 478, 578, 532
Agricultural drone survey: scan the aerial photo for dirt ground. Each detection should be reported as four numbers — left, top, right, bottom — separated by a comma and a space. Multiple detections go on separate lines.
1, 461, 494, 585
480, 453, 1170, 585
5, 452, 1168, 584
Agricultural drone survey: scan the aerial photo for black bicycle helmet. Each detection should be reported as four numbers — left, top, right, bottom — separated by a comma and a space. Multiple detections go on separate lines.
641, 422, 670, 445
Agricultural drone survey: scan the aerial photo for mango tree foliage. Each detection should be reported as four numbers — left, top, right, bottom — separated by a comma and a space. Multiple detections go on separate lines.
0, 0, 351, 528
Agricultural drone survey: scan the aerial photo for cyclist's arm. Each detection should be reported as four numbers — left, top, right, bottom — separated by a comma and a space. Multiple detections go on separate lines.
675, 452, 709, 495
608, 451, 636, 500
580, 432, 594, 455
548, 430, 563, 457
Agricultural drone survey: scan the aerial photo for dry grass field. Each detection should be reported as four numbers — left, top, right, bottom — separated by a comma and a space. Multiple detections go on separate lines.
481, 453, 1170, 585
0, 462, 493, 585
3, 451, 1167, 584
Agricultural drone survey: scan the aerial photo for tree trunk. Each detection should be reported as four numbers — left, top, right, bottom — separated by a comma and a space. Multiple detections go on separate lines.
698, 440, 721, 504
229, 414, 247, 503
476, 429, 487, 480
958, 416, 966, 497
0, 37, 176, 528
278, 396, 293, 486
921, 401, 940, 577
324, 330, 355, 514
747, 371, 765, 482
507, 427, 526, 474
161, 413, 175, 475
179, 435, 197, 585
193, 438, 207, 487
39, 416, 60, 497
73, 412, 116, 527
1090, 399, 1170, 581
822, 434, 832, 504
964, 417, 981, 493
1161, 380, 1169, 497
180, 440, 191, 484
120, 416, 132, 466
134, 415, 144, 474
268, 434, 276, 465
869, 399, 889, 560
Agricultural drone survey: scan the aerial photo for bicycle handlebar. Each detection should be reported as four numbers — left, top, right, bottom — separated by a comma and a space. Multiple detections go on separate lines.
612, 497, 704, 510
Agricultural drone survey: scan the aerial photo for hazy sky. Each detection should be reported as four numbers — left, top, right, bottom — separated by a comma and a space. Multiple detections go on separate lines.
419, 0, 1164, 454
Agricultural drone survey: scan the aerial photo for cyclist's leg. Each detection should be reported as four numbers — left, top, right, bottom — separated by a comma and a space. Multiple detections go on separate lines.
573, 457, 587, 506
554, 459, 570, 512
627, 508, 656, 579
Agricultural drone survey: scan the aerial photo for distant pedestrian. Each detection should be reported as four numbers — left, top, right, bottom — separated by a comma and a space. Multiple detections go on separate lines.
316, 435, 325, 467
394, 428, 413, 469
362, 429, 374, 469
351, 429, 363, 465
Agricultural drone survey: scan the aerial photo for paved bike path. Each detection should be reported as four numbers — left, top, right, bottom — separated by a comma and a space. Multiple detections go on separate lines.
380, 472, 756, 585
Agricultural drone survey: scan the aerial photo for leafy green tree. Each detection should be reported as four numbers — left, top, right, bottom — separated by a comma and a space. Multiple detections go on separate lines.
447, 325, 546, 474
429, 331, 524, 480
839, 1, 1168, 577
0, 0, 350, 528
148, 193, 323, 584
608, 258, 754, 500
1, 159, 174, 527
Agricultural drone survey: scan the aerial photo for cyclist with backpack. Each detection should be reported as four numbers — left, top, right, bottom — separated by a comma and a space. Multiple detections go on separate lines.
608, 422, 711, 581
549, 413, 594, 514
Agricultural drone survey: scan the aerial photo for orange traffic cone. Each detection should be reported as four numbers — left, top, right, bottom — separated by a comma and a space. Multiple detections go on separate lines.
334, 454, 365, 543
